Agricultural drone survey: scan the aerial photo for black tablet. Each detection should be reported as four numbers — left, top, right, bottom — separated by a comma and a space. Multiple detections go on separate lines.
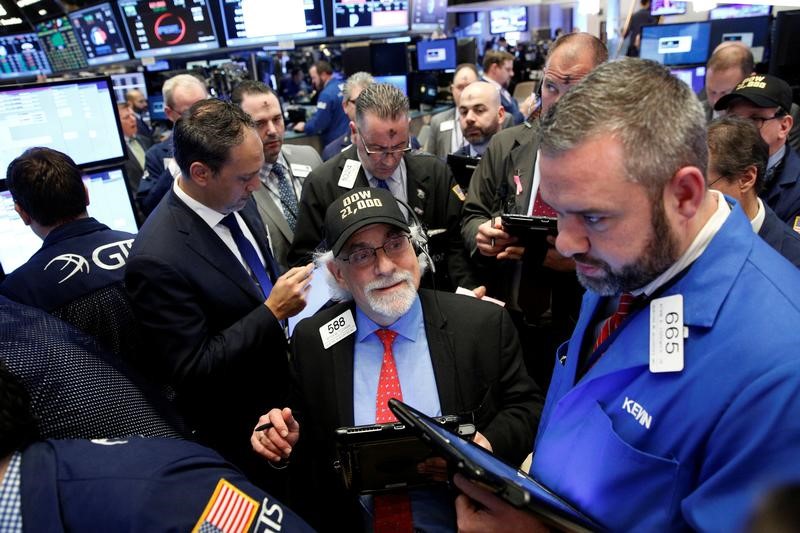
501, 213, 558, 236
446, 153, 480, 190
389, 399, 604, 532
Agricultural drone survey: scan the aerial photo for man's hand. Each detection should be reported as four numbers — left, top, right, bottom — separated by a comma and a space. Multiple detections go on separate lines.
472, 286, 487, 299
251, 407, 300, 463
476, 218, 521, 258
454, 474, 550, 533
293, 122, 306, 132
265, 263, 313, 321
542, 236, 575, 272
472, 431, 493, 453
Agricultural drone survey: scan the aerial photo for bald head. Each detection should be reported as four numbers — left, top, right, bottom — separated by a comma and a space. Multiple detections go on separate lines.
451, 63, 480, 106
706, 42, 754, 108
458, 81, 505, 148
541, 32, 607, 114
125, 89, 147, 113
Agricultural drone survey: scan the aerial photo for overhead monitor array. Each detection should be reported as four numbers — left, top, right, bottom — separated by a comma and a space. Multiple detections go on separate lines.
219, 0, 327, 48
332, 0, 409, 37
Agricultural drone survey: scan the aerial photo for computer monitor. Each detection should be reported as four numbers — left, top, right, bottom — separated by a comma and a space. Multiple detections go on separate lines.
117, 0, 220, 59
0, 0, 33, 36
0, 166, 138, 275
456, 37, 478, 65
640, 21, 711, 66
669, 65, 706, 94
342, 45, 372, 76
650, 0, 687, 16
0, 77, 126, 178
769, 9, 800, 87
417, 38, 457, 71
489, 7, 527, 35
374, 74, 407, 96
35, 15, 89, 72
709, 4, 771, 20
67, 2, 131, 67
110, 72, 147, 104
410, 0, 446, 32
219, 0, 326, 47
709, 16, 771, 63
0, 32, 52, 80
371, 42, 408, 76
332, 0, 409, 38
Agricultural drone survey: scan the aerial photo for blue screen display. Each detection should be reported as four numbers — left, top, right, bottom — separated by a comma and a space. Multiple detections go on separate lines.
417, 38, 456, 71
640, 22, 711, 66
374, 75, 408, 95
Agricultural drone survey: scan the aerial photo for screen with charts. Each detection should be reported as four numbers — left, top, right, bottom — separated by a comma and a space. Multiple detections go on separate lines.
0, 78, 125, 179
118, 0, 219, 59
709, 4, 771, 20
670, 66, 706, 94
219, 0, 326, 47
0, 33, 52, 79
35, 15, 88, 72
0, 167, 138, 275
417, 38, 456, 71
411, 0, 446, 32
490, 7, 527, 35
68, 2, 131, 67
333, 0, 409, 37
640, 22, 711, 66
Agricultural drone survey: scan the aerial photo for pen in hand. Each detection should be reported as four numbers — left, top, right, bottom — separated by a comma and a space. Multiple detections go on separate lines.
255, 422, 274, 432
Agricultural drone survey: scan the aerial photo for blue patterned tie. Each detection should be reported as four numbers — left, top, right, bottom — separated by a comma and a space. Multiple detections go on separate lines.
272, 163, 298, 232
219, 213, 274, 298
375, 178, 391, 191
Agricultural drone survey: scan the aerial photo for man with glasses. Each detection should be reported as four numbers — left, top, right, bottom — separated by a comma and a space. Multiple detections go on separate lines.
288, 83, 482, 292
253, 187, 542, 532
461, 32, 607, 392
715, 74, 800, 230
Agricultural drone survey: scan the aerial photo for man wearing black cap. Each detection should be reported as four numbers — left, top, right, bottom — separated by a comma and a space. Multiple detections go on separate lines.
252, 187, 542, 532
715, 74, 800, 230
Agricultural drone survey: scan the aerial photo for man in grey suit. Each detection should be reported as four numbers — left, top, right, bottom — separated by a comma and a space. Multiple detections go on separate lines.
425, 63, 479, 159
232, 81, 323, 270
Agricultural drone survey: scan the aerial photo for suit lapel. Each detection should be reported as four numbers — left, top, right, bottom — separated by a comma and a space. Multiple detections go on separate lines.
253, 186, 293, 243
168, 191, 265, 302
239, 200, 283, 278
331, 309, 357, 427
508, 127, 538, 209
404, 155, 430, 221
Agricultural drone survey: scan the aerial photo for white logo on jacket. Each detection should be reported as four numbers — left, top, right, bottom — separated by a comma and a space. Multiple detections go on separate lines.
44, 239, 134, 283
622, 397, 652, 429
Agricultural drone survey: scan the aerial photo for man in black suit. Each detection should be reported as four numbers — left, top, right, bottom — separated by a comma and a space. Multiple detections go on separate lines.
253, 187, 542, 531
125, 99, 313, 489
288, 82, 482, 294
707, 116, 800, 267
117, 102, 152, 198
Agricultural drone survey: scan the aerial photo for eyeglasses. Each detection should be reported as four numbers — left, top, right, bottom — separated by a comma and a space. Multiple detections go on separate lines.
739, 112, 785, 130
339, 234, 412, 268
356, 128, 412, 160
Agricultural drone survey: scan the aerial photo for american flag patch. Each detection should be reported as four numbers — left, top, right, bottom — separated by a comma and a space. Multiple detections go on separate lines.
192, 478, 259, 533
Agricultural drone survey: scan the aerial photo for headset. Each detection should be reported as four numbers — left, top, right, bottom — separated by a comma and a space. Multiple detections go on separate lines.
393, 196, 435, 275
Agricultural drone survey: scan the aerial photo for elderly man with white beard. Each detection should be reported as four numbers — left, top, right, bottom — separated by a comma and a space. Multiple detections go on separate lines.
251, 186, 542, 533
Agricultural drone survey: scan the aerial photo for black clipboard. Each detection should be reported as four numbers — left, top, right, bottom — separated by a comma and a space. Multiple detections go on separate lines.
389, 399, 604, 533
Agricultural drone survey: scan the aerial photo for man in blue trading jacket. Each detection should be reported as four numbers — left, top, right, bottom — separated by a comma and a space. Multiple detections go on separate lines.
0, 148, 135, 349
715, 73, 800, 230
707, 116, 800, 267
0, 360, 313, 533
292, 60, 350, 147
453, 59, 800, 531
482, 50, 524, 126
253, 187, 541, 532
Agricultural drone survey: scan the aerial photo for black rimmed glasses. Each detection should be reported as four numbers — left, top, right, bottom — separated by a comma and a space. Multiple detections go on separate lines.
356, 128, 412, 160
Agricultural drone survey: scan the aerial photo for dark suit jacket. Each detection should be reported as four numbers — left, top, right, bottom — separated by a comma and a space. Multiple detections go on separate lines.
136, 139, 173, 218
287, 145, 479, 291
123, 134, 152, 195
762, 146, 800, 226
287, 289, 543, 530
759, 202, 800, 268
125, 189, 288, 484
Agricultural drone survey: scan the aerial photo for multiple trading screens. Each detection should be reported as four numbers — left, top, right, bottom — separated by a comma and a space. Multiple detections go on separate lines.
640, 16, 772, 67
0, 76, 135, 276
219, 0, 327, 48
489, 7, 528, 35
0, 167, 139, 275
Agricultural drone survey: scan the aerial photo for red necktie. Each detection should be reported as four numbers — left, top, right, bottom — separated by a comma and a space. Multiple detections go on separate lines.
530, 189, 558, 217
592, 293, 637, 353
373, 329, 413, 533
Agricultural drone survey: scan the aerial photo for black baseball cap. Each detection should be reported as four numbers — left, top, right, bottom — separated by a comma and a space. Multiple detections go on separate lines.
325, 187, 409, 257
714, 74, 793, 113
